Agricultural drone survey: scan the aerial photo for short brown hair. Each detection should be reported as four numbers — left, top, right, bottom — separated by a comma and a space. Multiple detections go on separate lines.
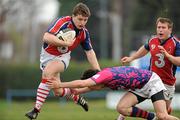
156, 17, 173, 29
72, 3, 91, 17
80, 69, 100, 80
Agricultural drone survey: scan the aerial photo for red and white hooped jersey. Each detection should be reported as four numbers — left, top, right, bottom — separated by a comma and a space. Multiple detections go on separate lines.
144, 35, 180, 85
43, 16, 92, 56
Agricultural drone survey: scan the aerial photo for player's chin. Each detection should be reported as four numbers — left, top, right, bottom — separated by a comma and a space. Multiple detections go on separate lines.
77, 26, 83, 29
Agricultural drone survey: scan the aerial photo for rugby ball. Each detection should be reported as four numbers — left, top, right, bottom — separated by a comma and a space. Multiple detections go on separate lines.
57, 28, 76, 42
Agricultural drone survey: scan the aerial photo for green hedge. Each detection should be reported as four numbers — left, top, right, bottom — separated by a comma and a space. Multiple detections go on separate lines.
0, 60, 121, 97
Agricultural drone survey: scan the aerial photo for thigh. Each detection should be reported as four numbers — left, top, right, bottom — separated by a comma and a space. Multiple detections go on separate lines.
42, 60, 64, 95
152, 100, 168, 117
153, 100, 167, 113
117, 92, 139, 108
43, 60, 65, 78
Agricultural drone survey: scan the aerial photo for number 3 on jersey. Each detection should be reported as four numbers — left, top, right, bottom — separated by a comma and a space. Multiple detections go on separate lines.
155, 53, 165, 68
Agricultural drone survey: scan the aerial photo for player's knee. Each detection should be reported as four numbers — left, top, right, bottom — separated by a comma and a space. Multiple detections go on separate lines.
116, 105, 126, 115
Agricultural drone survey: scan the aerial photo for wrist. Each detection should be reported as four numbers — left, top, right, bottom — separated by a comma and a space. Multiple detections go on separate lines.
166, 54, 172, 60
58, 84, 61, 88
130, 56, 134, 61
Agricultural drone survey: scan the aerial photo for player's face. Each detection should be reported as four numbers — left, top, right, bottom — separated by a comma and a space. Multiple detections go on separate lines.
72, 14, 88, 29
156, 22, 172, 40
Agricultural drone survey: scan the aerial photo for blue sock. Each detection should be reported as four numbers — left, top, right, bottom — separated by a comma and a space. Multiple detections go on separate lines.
130, 106, 155, 120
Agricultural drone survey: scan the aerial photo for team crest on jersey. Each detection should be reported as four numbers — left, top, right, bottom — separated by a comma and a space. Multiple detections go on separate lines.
151, 44, 156, 50
92, 74, 100, 79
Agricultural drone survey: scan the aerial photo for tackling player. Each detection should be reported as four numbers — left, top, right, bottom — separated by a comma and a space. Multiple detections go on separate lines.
47, 66, 180, 120
25, 2, 100, 120
121, 17, 180, 116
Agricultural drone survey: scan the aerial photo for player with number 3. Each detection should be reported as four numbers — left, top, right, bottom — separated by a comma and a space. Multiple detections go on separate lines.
121, 17, 180, 117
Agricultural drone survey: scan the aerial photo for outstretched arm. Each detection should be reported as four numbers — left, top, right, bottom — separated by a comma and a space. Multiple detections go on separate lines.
73, 87, 92, 94
47, 78, 96, 89
47, 78, 105, 94
121, 45, 148, 64
72, 84, 105, 94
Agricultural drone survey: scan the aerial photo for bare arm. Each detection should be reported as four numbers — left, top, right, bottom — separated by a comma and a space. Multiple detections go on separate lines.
47, 78, 105, 94
166, 56, 180, 66
47, 78, 97, 89
43, 32, 74, 47
85, 49, 101, 70
121, 45, 149, 64
60, 79, 96, 88
158, 46, 180, 66
73, 85, 104, 94
74, 87, 93, 94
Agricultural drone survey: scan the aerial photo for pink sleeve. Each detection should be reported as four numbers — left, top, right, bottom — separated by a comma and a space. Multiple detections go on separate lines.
90, 70, 112, 84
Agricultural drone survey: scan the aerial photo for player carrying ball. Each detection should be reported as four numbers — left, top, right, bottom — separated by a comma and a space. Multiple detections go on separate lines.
25, 2, 100, 120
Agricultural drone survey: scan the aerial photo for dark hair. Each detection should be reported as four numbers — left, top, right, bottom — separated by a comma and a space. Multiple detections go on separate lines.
72, 3, 91, 17
80, 69, 100, 80
156, 17, 173, 29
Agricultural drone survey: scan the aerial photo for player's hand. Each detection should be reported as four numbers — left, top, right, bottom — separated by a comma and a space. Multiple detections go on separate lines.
46, 79, 60, 89
63, 38, 75, 47
121, 56, 133, 65
158, 45, 169, 57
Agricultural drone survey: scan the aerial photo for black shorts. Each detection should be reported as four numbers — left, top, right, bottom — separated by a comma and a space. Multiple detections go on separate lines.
130, 90, 165, 103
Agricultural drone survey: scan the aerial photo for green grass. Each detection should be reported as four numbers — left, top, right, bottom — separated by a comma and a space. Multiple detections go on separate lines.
0, 99, 180, 120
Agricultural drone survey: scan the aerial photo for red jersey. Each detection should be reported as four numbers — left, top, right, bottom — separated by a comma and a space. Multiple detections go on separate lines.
43, 16, 92, 56
144, 35, 180, 85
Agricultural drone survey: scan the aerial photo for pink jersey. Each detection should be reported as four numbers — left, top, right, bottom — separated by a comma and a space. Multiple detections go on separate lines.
43, 16, 92, 56
144, 35, 180, 85
90, 66, 152, 90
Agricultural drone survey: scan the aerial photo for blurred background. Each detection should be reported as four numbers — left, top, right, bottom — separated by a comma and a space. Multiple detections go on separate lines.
0, 0, 180, 119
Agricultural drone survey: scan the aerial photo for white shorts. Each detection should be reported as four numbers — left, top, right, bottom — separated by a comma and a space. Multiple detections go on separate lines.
40, 48, 71, 70
131, 72, 166, 99
163, 84, 175, 101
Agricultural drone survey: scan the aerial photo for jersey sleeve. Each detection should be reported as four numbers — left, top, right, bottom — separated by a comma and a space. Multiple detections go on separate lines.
47, 17, 68, 35
175, 41, 180, 56
80, 30, 92, 51
144, 40, 150, 51
90, 70, 112, 84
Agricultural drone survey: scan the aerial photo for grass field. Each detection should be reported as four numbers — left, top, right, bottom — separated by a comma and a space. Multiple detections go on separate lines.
0, 99, 180, 120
